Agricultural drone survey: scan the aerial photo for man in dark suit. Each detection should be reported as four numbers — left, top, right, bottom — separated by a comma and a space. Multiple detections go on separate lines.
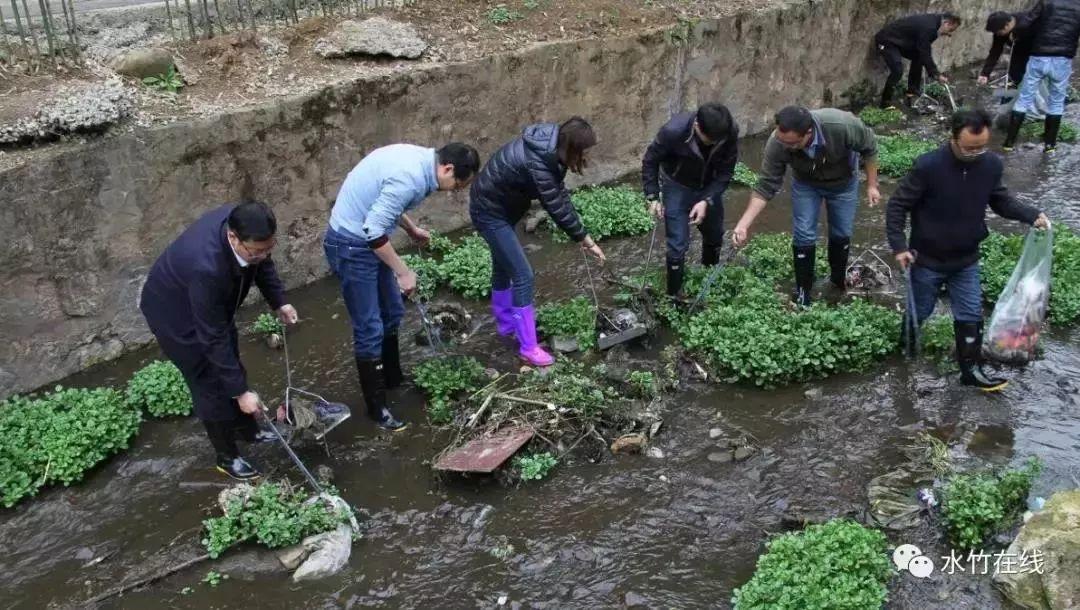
874, 12, 962, 108
140, 201, 298, 480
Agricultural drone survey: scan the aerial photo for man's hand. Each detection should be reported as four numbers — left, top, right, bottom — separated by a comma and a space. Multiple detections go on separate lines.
396, 268, 418, 296
938, 74, 949, 84
733, 223, 751, 247
688, 201, 708, 225
977, 75, 989, 86
408, 226, 431, 247
1034, 213, 1051, 230
582, 237, 606, 264
895, 251, 916, 269
238, 391, 261, 415
277, 304, 298, 325
648, 200, 663, 220
867, 184, 881, 207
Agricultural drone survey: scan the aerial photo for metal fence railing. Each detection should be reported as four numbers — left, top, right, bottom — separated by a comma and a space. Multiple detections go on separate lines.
0, 0, 419, 70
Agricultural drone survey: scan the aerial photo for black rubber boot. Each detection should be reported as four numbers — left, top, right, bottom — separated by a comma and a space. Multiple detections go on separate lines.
1003, 110, 1026, 151
827, 237, 850, 290
1044, 115, 1062, 153
381, 332, 404, 389
356, 356, 408, 431
216, 455, 261, 481
955, 320, 1008, 392
701, 244, 722, 267
666, 259, 685, 298
792, 244, 816, 307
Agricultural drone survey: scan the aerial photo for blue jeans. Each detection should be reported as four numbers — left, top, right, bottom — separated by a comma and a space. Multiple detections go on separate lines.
663, 178, 724, 263
911, 263, 983, 324
791, 177, 859, 247
479, 221, 534, 307
323, 226, 404, 359
1015, 56, 1073, 115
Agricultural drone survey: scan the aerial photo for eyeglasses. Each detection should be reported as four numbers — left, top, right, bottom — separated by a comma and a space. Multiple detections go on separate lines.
236, 238, 276, 260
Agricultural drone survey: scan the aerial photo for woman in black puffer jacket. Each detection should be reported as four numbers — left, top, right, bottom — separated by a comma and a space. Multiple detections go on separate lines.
469, 117, 607, 366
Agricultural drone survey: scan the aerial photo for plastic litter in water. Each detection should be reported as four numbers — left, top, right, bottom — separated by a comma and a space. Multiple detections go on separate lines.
916, 488, 938, 508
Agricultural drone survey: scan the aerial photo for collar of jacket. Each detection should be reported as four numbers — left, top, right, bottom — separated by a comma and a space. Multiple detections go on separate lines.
683, 124, 727, 158
219, 221, 247, 276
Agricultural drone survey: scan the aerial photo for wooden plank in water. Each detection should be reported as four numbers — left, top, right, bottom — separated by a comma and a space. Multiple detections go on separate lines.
434, 426, 535, 473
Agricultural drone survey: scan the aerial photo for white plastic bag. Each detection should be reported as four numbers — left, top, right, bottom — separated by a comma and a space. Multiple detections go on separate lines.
994, 79, 1051, 128
985, 227, 1053, 364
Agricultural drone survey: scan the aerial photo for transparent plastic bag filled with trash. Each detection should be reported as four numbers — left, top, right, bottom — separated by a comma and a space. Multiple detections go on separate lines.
985, 226, 1054, 364
268, 388, 351, 442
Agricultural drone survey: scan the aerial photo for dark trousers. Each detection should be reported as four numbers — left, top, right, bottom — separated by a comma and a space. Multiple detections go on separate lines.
878, 43, 923, 105
662, 177, 724, 264
478, 221, 535, 307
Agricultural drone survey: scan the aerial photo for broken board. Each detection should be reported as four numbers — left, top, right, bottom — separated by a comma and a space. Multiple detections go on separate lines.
597, 324, 647, 350
434, 426, 535, 473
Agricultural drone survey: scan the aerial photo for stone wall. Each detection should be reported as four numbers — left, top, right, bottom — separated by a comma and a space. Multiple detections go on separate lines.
0, 0, 1026, 398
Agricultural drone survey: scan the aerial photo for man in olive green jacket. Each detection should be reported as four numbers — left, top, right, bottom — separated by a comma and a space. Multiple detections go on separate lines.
733, 106, 881, 306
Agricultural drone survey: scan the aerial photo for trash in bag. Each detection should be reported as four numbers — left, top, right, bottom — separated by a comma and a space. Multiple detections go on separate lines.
276, 391, 352, 441
985, 227, 1053, 364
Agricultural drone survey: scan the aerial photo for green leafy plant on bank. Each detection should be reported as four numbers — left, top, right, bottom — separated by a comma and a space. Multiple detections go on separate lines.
412, 355, 487, 425
733, 162, 759, 188
520, 359, 617, 418
626, 370, 658, 399
877, 133, 939, 178
202, 481, 352, 559
981, 227, 1080, 324
202, 570, 227, 587
125, 360, 193, 417
941, 457, 1042, 551
400, 253, 444, 299
486, 4, 523, 24
251, 312, 283, 337
439, 234, 494, 299
919, 315, 956, 371
858, 106, 905, 128
143, 65, 183, 93
514, 451, 557, 481
549, 185, 654, 243
923, 81, 948, 100
537, 296, 597, 350
0, 386, 141, 507
1020, 120, 1079, 144
742, 232, 830, 286
732, 519, 893, 610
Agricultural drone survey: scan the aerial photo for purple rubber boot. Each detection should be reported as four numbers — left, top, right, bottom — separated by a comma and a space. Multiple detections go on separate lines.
512, 305, 555, 367
491, 288, 515, 337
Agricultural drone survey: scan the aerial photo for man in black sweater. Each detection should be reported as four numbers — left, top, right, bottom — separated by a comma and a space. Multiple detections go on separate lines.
978, 10, 1039, 88
141, 202, 299, 479
887, 109, 1049, 391
642, 103, 739, 298
875, 12, 962, 108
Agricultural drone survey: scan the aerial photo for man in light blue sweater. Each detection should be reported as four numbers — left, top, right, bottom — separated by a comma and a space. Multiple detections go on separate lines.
325, 142, 481, 431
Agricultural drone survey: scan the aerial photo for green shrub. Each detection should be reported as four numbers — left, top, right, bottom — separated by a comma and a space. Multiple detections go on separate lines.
549, 186, 653, 243
858, 106, 905, 127
941, 458, 1041, 551
626, 370, 658, 399
521, 359, 615, 417
126, 360, 193, 417
486, 4, 523, 24
401, 253, 444, 299
1021, 120, 1079, 143
733, 162, 759, 188
919, 315, 955, 370
877, 133, 938, 178
439, 234, 493, 299
537, 296, 597, 349
981, 227, 1080, 324
202, 482, 351, 558
143, 66, 183, 93
923, 81, 948, 99
514, 452, 557, 481
742, 233, 829, 286
732, 519, 892, 610
413, 356, 487, 425
252, 312, 283, 337
0, 386, 142, 507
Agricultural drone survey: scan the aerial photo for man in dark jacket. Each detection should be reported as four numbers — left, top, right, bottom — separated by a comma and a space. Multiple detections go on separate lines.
1004, 0, 1080, 152
641, 103, 738, 298
978, 10, 1039, 88
874, 12, 962, 108
887, 109, 1049, 391
733, 106, 880, 307
140, 201, 298, 480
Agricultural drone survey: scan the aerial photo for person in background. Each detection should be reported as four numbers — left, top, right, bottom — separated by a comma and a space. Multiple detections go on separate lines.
469, 117, 607, 367
886, 108, 1050, 391
325, 142, 481, 431
1003, 0, 1080, 152
874, 12, 962, 108
732, 106, 880, 307
140, 201, 299, 480
641, 102, 739, 299
978, 9, 1039, 89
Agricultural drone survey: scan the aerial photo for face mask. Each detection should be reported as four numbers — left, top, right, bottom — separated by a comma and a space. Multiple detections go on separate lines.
952, 141, 987, 162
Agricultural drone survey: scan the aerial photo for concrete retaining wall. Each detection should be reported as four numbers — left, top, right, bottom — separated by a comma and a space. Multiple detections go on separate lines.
0, 0, 1026, 398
